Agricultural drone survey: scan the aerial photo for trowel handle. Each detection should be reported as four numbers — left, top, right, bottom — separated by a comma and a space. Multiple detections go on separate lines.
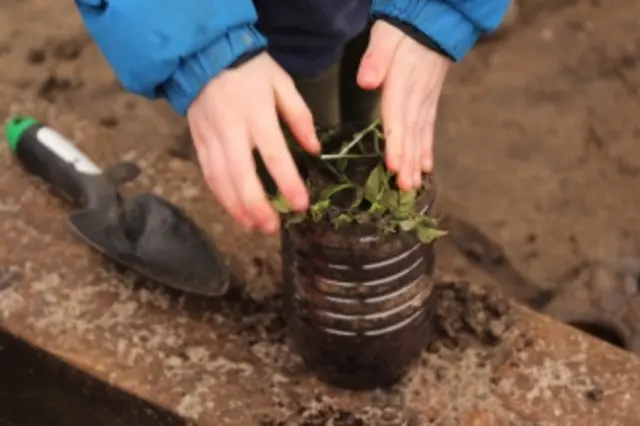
4, 116, 112, 206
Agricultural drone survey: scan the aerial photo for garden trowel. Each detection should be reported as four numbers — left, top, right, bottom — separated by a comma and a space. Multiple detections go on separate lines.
4, 116, 230, 296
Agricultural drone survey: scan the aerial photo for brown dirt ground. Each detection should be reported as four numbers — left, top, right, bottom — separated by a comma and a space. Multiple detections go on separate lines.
1, 0, 640, 424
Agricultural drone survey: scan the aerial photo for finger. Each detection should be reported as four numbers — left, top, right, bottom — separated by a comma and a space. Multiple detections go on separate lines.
409, 79, 434, 187
413, 100, 432, 185
191, 122, 254, 230
204, 139, 255, 230
219, 123, 280, 234
401, 70, 425, 190
409, 109, 423, 189
380, 68, 406, 178
274, 74, 321, 154
252, 111, 309, 212
420, 55, 448, 172
357, 21, 405, 90
189, 109, 254, 229
418, 84, 442, 173
421, 106, 437, 173
187, 108, 210, 154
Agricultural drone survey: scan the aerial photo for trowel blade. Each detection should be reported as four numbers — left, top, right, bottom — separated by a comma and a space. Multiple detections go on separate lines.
67, 194, 230, 296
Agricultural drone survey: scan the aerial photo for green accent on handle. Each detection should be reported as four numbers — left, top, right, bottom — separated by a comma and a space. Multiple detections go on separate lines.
4, 116, 40, 152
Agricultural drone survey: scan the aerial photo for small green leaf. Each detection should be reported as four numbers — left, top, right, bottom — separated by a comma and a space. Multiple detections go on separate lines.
285, 213, 306, 227
332, 214, 353, 228
364, 164, 387, 202
336, 142, 350, 172
369, 202, 386, 215
417, 225, 448, 244
399, 219, 418, 231
381, 189, 399, 209
350, 187, 364, 209
383, 221, 397, 234
271, 194, 291, 214
397, 189, 417, 214
310, 199, 330, 221
337, 157, 348, 172
315, 199, 330, 211
418, 215, 440, 228
318, 182, 364, 210
320, 182, 356, 201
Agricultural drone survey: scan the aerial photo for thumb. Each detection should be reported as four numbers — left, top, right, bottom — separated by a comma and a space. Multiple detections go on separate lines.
357, 21, 405, 90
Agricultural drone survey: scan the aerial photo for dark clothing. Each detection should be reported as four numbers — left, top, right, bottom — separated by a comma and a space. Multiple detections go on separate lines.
254, 0, 370, 78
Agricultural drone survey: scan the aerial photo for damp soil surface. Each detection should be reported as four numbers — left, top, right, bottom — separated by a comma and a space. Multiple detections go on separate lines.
2, 0, 640, 424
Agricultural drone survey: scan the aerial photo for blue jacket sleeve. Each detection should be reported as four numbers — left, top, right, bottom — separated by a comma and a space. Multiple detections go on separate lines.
371, 0, 510, 62
75, 0, 267, 115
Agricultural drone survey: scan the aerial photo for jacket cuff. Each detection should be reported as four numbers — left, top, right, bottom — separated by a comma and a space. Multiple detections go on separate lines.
371, 0, 480, 62
160, 24, 267, 115
376, 16, 453, 60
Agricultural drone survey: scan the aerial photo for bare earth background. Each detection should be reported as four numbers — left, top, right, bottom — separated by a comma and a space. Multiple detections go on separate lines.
3, 0, 640, 293
1, 0, 640, 424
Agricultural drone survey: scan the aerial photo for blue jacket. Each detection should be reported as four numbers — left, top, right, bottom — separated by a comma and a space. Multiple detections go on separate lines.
75, 0, 509, 115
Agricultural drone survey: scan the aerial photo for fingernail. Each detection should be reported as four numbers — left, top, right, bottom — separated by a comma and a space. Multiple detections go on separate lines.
362, 71, 375, 85
292, 194, 308, 211
422, 158, 432, 172
308, 133, 321, 153
265, 220, 280, 234
358, 65, 378, 87
386, 155, 398, 172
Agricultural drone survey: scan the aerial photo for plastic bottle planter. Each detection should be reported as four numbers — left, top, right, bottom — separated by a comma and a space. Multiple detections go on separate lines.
282, 180, 438, 389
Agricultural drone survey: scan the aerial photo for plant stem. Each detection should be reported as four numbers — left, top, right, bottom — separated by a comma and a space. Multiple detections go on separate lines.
319, 119, 381, 161
320, 153, 380, 160
323, 162, 343, 180
373, 132, 382, 155
338, 120, 380, 156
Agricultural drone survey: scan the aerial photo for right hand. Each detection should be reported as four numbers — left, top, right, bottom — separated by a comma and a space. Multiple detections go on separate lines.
187, 52, 320, 234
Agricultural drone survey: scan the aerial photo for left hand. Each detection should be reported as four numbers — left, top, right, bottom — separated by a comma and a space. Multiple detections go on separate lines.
357, 20, 450, 191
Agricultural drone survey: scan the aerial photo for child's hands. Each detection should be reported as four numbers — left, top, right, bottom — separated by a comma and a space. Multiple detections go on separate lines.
187, 52, 320, 234
357, 20, 450, 191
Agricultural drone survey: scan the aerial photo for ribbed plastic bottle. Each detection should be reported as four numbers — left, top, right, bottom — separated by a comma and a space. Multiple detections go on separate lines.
281, 177, 438, 389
